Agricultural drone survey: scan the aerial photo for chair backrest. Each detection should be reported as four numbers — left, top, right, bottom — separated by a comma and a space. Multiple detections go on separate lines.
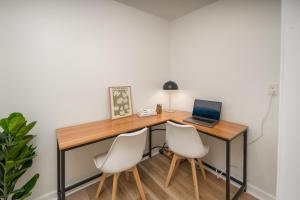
166, 121, 206, 158
101, 128, 147, 173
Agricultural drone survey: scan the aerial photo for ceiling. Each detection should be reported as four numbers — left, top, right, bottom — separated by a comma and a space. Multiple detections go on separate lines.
114, 0, 219, 21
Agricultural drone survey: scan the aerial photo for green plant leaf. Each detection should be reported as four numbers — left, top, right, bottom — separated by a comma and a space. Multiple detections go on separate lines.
5, 168, 26, 184
21, 174, 39, 194
7, 113, 23, 120
22, 160, 32, 170
7, 136, 34, 160
0, 132, 6, 144
7, 114, 26, 135
5, 160, 16, 171
16, 122, 36, 138
20, 192, 32, 200
13, 192, 31, 200
21, 135, 35, 142
15, 156, 35, 167
0, 119, 9, 133
12, 174, 39, 200
1, 112, 38, 200
0, 162, 5, 170
0, 150, 4, 162
16, 146, 30, 160
3, 156, 34, 175
17, 144, 35, 157
10, 188, 24, 195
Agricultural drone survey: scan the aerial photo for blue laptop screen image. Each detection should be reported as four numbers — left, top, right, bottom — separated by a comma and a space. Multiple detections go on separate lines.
192, 100, 222, 120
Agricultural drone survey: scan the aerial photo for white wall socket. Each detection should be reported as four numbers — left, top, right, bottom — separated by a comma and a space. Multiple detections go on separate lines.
269, 84, 279, 96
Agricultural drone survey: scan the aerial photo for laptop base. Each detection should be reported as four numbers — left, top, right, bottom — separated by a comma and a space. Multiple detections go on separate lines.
183, 116, 218, 128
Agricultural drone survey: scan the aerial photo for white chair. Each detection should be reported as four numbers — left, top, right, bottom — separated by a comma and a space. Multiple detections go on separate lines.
94, 128, 148, 200
165, 121, 209, 200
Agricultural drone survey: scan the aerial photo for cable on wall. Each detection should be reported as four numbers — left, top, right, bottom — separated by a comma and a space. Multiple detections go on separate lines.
223, 91, 276, 180
248, 91, 275, 145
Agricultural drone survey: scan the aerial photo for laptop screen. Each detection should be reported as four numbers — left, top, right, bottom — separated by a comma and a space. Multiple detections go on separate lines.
192, 99, 222, 120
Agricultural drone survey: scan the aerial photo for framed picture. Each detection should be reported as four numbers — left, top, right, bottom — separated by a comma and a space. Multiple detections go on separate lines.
109, 86, 133, 119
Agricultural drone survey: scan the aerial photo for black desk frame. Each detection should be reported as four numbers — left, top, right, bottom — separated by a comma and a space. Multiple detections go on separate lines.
57, 122, 247, 200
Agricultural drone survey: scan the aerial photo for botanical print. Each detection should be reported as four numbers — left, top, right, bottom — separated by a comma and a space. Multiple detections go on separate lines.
109, 86, 133, 119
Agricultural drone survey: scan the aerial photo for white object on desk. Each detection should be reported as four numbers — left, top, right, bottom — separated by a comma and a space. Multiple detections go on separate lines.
137, 108, 157, 117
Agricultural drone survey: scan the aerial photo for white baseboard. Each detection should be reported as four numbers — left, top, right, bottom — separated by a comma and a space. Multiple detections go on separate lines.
34, 191, 56, 200
247, 183, 276, 200
203, 166, 276, 200
34, 151, 275, 200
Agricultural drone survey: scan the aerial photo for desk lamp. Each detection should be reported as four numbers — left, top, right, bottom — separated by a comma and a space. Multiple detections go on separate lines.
163, 80, 178, 112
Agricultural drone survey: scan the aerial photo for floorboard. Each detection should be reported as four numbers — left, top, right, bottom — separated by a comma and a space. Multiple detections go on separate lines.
66, 154, 257, 200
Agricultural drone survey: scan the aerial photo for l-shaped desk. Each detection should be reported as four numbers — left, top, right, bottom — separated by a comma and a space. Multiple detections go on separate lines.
56, 110, 248, 200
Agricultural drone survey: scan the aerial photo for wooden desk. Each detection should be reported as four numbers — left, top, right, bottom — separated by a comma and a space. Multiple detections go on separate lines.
56, 110, 248, 200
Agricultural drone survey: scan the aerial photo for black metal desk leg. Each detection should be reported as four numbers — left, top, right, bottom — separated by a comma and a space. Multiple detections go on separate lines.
57, 142, 61, 200
61, 150, 66, 200
226, 141, 231, 200
243, 130, 248, 192
149, 127, 152, 157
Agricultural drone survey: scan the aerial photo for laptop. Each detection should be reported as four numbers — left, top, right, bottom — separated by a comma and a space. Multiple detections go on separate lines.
184, 99, 222, 128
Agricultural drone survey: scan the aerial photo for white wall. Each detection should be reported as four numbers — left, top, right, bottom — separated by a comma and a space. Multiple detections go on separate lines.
0, 0, 169, 199
0, 0, 282, 199
277, 0, 300, 199
169, 0, 280, 199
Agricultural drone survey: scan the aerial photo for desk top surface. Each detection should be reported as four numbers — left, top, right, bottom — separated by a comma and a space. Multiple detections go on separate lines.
56, 110, 247, 150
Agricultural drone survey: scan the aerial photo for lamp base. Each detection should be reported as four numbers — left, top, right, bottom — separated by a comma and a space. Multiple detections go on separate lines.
165, 109, 175, 113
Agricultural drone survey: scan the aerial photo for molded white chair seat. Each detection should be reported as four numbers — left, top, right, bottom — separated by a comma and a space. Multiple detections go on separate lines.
166, 121, 209, 159
165, 121, 209, 200
94, 152, 107, 169
93, 128, 148, 200
171, 144, 209, 159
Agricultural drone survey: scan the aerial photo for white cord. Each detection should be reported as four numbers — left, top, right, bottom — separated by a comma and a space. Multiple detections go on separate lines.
216, 168, 224, 179
248, 92, 275, 145
213, 92, 275, 179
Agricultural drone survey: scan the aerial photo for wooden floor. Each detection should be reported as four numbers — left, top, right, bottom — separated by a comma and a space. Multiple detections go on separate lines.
67, 154, 256, 200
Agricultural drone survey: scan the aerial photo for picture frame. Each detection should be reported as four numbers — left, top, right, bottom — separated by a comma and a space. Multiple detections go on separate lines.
109, 86, 133, 119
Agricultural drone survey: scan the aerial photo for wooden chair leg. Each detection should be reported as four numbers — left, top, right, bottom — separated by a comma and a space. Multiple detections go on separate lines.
188, 159, 200, 200
173, 158, 185, 174
173, 160, 181, 174
125, 171, 130, 181
197, 159, 207, 180
112, 173, 120, 200
132, 166, 147, 200
95, 173, 107, 198
165, 154, 180, 187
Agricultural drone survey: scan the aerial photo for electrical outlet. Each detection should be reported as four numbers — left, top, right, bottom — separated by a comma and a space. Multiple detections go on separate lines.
269, 84, 279, 96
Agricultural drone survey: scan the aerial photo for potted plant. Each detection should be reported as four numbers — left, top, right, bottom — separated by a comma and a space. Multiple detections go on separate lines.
0, 113, 39, 200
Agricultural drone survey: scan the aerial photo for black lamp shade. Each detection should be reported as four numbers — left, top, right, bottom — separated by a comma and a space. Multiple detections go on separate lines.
163, 80, 178, 90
